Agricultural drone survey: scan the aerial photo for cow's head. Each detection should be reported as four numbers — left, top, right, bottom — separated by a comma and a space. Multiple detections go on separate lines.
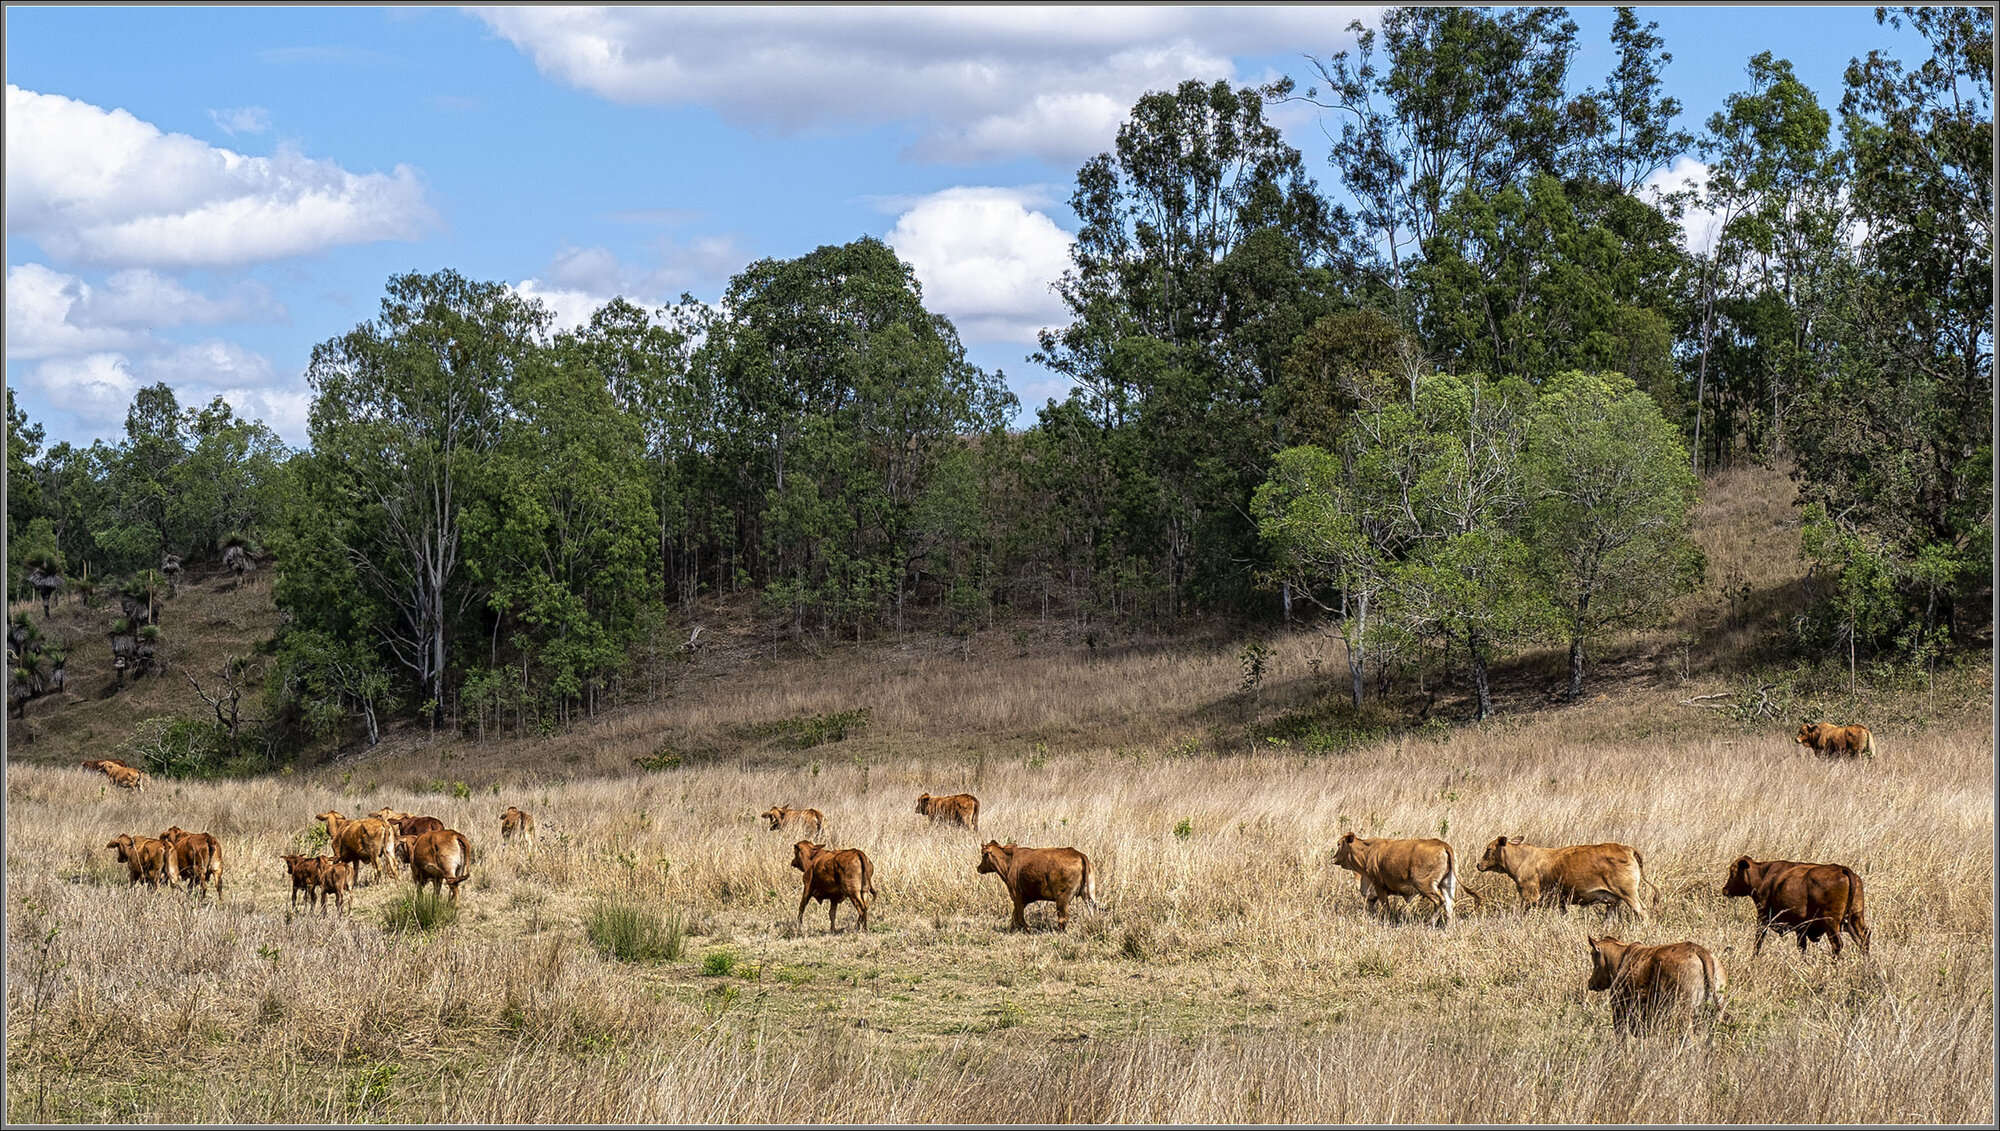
394, 835, 416, 865
760, 807, 784, 829
1721, 855, 1758, 897
976, 840, 1012, 875
158, 826, 186, 846
791, 840, 821, 872
1331, 832, 1361, 869
1478, 836, 1515, 873
1585, 936, 1627, 991
316, 811, 344, 830
914, 794, 933, 815
107, 834, 133, 861
368, 807, 402, 823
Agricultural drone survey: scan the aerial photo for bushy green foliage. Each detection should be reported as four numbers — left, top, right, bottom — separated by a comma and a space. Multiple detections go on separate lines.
586, 898, 684, 964
381, 891, 459, 934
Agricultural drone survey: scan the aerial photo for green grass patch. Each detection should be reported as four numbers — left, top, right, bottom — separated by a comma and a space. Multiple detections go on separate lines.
730, 708, 872, 749
585, 897, 684, 963
380, 891, 459, 934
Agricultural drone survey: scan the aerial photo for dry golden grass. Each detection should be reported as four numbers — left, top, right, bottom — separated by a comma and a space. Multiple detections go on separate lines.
6, 462, 1991, 1123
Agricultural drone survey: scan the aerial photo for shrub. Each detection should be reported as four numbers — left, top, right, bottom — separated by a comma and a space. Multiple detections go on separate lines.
699, 948, 739, 976
586, 898, 684, 963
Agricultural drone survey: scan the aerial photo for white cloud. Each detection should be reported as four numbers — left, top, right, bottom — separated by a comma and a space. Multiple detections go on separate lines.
6, 84, 439, 268
884, 186, 1074, 344
471, 6, 1377, 165
513, 233, 747, 331
28, 353, 143, 427
1641, 155, 1724, 257
6, 263, 284, 361
208, 105, 271, 136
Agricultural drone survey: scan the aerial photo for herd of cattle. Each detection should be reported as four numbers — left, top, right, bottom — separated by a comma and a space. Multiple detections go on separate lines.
82, 718, 1881, 1038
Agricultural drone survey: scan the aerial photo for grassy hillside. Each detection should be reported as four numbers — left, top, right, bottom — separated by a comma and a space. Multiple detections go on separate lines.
5, 461, 1992, 1123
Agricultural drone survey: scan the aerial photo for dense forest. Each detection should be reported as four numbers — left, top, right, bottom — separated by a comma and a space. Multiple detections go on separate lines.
5, 8, 1989, 762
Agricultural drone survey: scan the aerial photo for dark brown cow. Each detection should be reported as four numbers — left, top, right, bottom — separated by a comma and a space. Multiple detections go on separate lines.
791, 840, 875, 932
107, 834, 171, 887
1332, 832, 1480, 928
761, 805, 825, 836
320, 857, 353, 913
1586, 936, 1729, 1037
915, 792, 979, 831
1722, 856, 1871, 957
1477, 836, 1657, 921
499, 806, 537, 848
158, 827, 223, 898
405, 828, 474, 902
280, 853, 324, 911
977, 841, 1098, 931
1795, 721, 1876, 759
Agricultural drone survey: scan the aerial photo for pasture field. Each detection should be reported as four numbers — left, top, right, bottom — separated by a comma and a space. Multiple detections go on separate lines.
4, 681, 1991, 1124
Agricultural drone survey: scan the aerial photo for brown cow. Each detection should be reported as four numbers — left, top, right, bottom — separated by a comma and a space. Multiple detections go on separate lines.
1477, 836, 1658, 921
82, 758, 133, 775
1586, 936, 1729, 1037
320, 857, 353, 913
790, 840, 875, 932
280, 853, 324, 911
102, 764, 149, 791
1795, 721, 1876, 759
158, 827, 224, 898
1332, 832, 1480, 928
977, 841, 1099, 931
106, 834, 172, 887
500, 806, 537, 848
1722, 856, 1871, 957
320, 811, 397, 885
371, 807, 445, 838
405, 828, 474, 902
915, 792, 979, 831
761, 805, 825, 836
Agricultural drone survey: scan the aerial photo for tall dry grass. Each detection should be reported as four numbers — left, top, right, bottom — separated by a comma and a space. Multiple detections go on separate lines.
6, 678, 1990, 1124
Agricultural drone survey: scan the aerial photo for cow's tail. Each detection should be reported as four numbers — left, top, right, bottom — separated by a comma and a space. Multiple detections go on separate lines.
1700, 946, 1730, 1024
1839, 866, 1870, 953
454, 830, 474, 878
1442, 849, 1483, 913
1862, 729, 1877, 759
862, 853, 877, 899
1080, 853, 1100, 908
1636, 848, 1663, 916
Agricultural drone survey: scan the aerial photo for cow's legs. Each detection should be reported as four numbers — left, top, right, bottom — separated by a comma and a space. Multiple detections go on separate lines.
1055, 892, 1071, 932
1751, 923, 1771, 956
1011, 897, 1029, 931
797, 887, 813, 928
855, 890, 869, 932
829, 894, 841, 933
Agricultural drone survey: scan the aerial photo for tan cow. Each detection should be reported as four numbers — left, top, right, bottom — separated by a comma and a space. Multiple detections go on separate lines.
320, 857, 353, 914
319, 811, 397, 885
280, 853, 325, 911
158, 827, 223, 898
82, 758, 133, 775
915, 792, 979, 831
1586, 936, 1729, 1037
790, 840, 875, 932
1795, 721, 1876, 759
405, 828, 474, 902
977, 841, 1099, 931
1722, 856, 1871, 957
371, 807, 444, 838
500, 806, 537, 848
107, 834, 172, 887
1477, 836, 1658, 921
102, 764, 149, 791
1332, 832, 1480, 928
761, 805, 825, 837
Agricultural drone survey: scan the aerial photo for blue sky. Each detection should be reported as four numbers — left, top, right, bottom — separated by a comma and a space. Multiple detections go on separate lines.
5, 5, 1928, 449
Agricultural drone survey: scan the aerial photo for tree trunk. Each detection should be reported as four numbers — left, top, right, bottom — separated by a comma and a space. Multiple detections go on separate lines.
1469, 629, 1494, 722
1567, 637, 1585, 702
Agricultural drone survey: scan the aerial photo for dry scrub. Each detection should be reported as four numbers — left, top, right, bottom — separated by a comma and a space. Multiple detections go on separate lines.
6, 685, 1991, 1124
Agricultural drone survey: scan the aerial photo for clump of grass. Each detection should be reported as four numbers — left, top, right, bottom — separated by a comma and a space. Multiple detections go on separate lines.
731, 708, 871, 749
698, 948, 739, 976
586, 898, 684, 963
381, 890, 458, 934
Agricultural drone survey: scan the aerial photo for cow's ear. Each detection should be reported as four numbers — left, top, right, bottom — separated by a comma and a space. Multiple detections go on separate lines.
1496, 835, 1508, 847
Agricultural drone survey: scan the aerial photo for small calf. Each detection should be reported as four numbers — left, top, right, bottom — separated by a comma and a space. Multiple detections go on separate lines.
500, 806, 537, 849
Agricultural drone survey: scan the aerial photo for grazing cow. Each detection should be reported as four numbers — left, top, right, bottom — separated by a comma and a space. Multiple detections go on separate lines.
106, 834, 172, 887
790, 840, 875, 932
1477, 836, 1658, 921
977, 841, 1099, 931
1332, 832, 1481, 928
320, 812, 398, 885
280, 853, 324, 911
370, 808, 445, 838
102, 764, 148, 791
405, 828, 474, 902
915, 792, 979, 831
500, 806, 537, 848
1795, 721, 1876, 759
1722, 856, 1871, 957
761, 805, 825, 837
158, 827, 224, 898
82, 758, 133, 775
1586, 936, 1729, 1037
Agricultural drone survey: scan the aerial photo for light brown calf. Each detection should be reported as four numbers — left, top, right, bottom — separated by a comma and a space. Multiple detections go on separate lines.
1332, 832, 1481, 928
977, 841, 1099, 931
915, 792, 979, 831
102, 764, 149, 791
1477, 836, 1657, 921
500, 806, 537, 848
1586, 936, 1729, 1037
761, 805, 825, 836
159, 827, 224, 898
107, 834, 172, 887
406, 829, 474, 902
791, 841, 875, 932
320, 811, 397, 885
1795, 721, 1876, 759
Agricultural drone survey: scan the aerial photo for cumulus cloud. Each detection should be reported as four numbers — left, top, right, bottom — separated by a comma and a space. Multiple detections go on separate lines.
471, 6, 1376, 165
207, 105, 271, 136
6, 263, 286, 361
1641, 155, 1724, 257
884, 186, 1074, 344
15, 342, 307, 446
6, 85, 439, 268
512, 233, 747, 331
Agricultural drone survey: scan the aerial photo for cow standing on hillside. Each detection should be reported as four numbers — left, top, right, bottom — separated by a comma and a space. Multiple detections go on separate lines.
318, 811, 398, 885
915, 792, 979, 831
761, 805, 825, 837
107, 834, 172, 887
791, 841, 875, 932
1585, 936, 1729, 1037
1477, 836, 1658, 921
158, 827, 224, 899
1722, 855, 1871, 957
1795, 721, 1876, 759
1332, 832, 1480, 928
